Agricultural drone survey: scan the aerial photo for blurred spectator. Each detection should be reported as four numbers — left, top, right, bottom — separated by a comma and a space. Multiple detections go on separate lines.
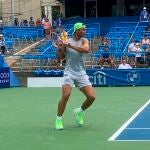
42, 15, 47, 24
29, 17, 35, 26
141, 35, 150, 51
36, 18, 42, 26
118, 59, 132, 69
134, 43, 144, 64
99, 46, 114, 68
128, 40, 137, 52
0, 17, 2, 26
51, 17, 57, 32
42, 18, 51, 38
14, 18, 19, 26
23, 19, 28, 26
20, 19, 24, 26
101, 36, 110, 46
57, 15, 62, 27
0, 34, 6, 55
140, 7, 150, 22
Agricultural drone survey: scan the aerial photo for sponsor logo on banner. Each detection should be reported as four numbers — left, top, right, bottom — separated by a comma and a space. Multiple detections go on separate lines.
89, 71, 106, 85
127, 71, 140, 83
0, 68, 10, 88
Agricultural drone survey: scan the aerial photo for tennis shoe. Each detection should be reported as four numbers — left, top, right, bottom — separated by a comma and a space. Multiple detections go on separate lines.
74, 108, 84, 126
55, 117, 63, 130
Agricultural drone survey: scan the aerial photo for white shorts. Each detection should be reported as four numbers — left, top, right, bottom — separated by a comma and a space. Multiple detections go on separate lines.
62, 73, 91, 89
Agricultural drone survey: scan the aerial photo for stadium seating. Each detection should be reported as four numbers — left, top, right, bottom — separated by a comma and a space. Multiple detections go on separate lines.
91, 20, 149, 68
6, 16, 150, 72
3, 26, 44, 39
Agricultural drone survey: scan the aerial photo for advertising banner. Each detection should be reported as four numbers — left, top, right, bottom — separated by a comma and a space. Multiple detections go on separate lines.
86, 69, 150, 86
0, 67, 10, 88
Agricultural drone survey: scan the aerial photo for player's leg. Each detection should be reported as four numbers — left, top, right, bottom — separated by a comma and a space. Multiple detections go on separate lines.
74, 74, 96, 126
57, 84, 72, 116
80, 85, 96, 110
55, 84, 72, 130
74, 85, 95, 126
55, 73, 74, 130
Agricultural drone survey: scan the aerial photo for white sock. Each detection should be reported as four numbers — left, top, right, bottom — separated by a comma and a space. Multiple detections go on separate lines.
56, 116, 62, 120
76, 107, 84, 112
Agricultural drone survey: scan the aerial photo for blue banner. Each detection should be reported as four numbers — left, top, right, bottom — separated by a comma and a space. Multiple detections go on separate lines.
0, 67, 10, 88
86, 69, 150, 86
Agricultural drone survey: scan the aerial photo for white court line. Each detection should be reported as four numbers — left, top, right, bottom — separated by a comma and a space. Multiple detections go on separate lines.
126, 128, 150, 130
113, 140, 150, 142
108, 99, 150, 141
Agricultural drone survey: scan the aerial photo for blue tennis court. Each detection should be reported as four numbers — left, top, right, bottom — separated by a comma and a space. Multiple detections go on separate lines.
109, 99, 150, 141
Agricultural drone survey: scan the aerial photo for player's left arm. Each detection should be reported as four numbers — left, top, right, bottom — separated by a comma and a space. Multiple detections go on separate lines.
65, 38, 89, 53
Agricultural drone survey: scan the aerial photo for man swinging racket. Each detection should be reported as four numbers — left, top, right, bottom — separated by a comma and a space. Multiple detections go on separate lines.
55, 22, 96, 130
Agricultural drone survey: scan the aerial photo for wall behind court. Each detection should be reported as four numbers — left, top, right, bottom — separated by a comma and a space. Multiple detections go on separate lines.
1, 0, 61, 25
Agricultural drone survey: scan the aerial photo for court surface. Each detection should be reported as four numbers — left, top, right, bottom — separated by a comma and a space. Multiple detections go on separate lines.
109, 99, 150, 141
0, 86, 150, 150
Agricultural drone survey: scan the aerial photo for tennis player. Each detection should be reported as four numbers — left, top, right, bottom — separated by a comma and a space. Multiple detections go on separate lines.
55, 22, 96, 130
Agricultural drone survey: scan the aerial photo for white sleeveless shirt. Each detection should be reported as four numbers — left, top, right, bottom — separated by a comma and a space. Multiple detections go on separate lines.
64, 37, 88, 76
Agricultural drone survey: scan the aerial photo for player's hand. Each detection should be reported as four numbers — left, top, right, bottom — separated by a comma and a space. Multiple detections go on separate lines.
63, 42, 71, 47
